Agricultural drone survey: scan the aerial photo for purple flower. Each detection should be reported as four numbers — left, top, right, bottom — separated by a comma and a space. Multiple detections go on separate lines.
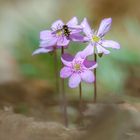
81, 18, 120, 56
32, 17, 83, 55
60, 47, 98, 88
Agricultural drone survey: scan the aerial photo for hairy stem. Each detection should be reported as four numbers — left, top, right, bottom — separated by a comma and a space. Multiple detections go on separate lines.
61, 46, 68, 127
79, 83, 82, 108
79, 83, 84, 126
93, 53, 97, 103
53, 48, 59, 94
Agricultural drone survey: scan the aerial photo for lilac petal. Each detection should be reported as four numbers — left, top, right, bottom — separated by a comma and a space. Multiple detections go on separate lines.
56, 46, 62, 49
61, 53, 74, 66
83, 60, 98, 70
83, 36, 90, 42
75, 51, 83, 59
60, 66, 72, 78
57, 36, 70, 46
67, 17, 82, 34
97, 18, 112, 37
67, 17, 78, 27
39, 37, 57, 48
32, 48, 53, 55
75, 43, 94, 59
81, 18, 92, 37
96, 44, 110, 55
81, 70, 95, 83
56, 45, 68, 49
70, 27, 83, 34
69, 25, 83, 30
70, 33, 84, 42
102, 40, 120, 49
82, 43, 94, 57
40, 30, 52, 40
69, 73, 81, 88
62, 53, 74, 61
51, 20, 64, 31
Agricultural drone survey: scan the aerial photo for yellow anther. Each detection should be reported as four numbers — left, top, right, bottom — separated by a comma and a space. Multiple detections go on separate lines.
56, 30, 63, 36
74, 64, 81, 71
92, 35, 100, 42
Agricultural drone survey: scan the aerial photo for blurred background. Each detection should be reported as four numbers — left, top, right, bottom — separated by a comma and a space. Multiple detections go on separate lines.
0, 0, 140, 130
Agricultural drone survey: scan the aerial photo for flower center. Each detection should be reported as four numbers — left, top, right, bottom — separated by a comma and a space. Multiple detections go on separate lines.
56, 29, 63, 36
74, 63, 81, 71
92, 35, 100, 42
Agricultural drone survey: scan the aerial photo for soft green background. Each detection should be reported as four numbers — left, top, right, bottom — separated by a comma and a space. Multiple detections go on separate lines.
0, 0, 140, 100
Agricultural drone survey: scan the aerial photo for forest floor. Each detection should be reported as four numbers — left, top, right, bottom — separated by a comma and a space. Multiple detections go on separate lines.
0, 79, 140, 140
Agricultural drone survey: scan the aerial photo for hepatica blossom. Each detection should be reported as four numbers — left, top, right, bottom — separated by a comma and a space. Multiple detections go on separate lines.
60, 49, 98, 88
32, 16, 121, 126
81, 18, 120, 56
32, 17, 83, 55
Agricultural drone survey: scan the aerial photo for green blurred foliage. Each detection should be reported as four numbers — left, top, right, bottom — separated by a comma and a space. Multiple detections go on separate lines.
0, 0, 136, 98
13, 18, 140, 96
